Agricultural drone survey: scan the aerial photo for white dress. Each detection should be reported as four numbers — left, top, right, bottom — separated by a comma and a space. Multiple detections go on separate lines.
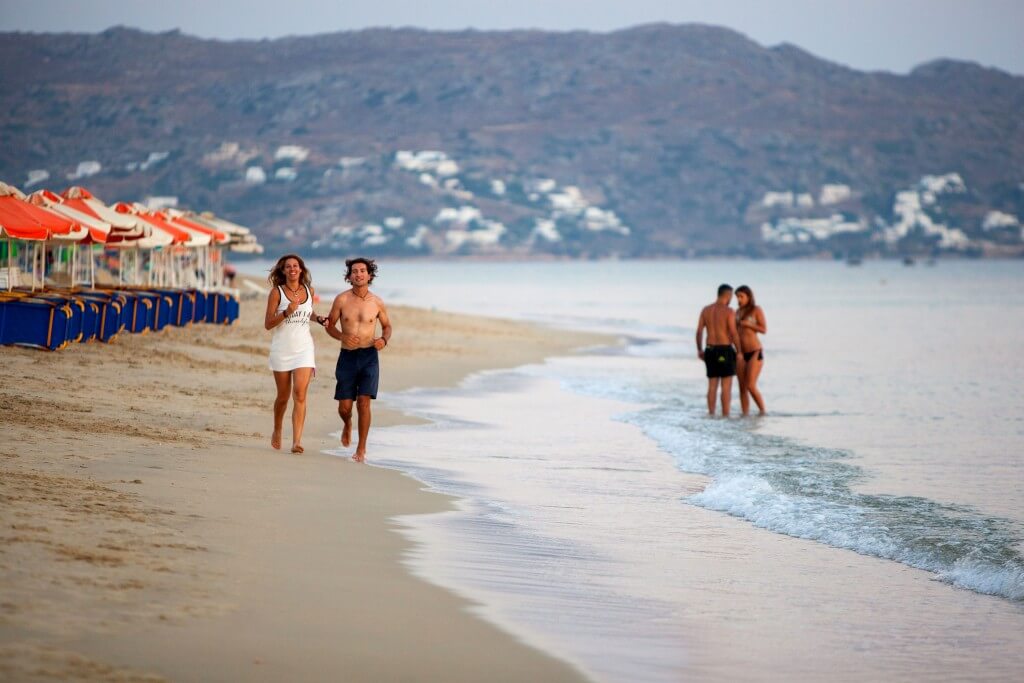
268, 285, 316, 372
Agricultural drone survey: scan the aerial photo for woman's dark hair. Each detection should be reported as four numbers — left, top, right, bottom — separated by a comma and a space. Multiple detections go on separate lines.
736, 285, 756, 319
345, 257, 378, 284
268, 254, 311, 288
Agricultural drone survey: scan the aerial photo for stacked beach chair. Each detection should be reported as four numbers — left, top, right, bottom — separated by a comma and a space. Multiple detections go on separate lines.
0, 182, 255, 351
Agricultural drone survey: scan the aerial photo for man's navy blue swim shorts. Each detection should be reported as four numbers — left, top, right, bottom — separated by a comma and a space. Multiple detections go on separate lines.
334, 347, 380, 400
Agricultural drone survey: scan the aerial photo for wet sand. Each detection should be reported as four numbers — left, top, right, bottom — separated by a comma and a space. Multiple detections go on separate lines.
0, 283, 603, 682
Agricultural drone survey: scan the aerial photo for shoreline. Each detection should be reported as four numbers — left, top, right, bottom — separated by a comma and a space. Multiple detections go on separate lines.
0, 287, 609, 681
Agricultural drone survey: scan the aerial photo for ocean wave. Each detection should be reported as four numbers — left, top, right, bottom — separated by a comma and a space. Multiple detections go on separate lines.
557, 368, 1024, 603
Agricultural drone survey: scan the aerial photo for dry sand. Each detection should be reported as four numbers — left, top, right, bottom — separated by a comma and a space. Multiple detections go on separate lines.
0, 283, 605, 682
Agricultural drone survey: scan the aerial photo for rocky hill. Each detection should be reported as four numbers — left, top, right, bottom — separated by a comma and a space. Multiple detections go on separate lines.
2, 24, 1023, 258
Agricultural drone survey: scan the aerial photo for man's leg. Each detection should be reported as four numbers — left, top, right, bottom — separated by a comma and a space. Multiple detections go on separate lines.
720, 376, 733, 417
338, 399, 354, 447
707, 378, 720, 415
353, 395, 372, 462
335, 349, 356, 447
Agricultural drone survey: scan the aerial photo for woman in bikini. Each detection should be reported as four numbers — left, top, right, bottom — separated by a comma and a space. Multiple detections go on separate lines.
735, 285, 767, 416
265, 254, 324, 453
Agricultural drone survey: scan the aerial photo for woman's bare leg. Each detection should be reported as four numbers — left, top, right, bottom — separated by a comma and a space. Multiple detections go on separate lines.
737, 357, 750, 416
747, 355, 766, 415
290, 368, 313, 453
271, 371, 292, 449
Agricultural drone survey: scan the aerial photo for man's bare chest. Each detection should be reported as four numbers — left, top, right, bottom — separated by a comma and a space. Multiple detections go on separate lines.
341, 298, 379, 324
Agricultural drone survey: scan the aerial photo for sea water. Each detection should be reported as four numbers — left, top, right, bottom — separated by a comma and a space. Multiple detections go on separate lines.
242, 259, 1024, 681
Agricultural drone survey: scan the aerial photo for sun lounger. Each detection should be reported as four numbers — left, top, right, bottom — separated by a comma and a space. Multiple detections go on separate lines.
0, 296, 75, 350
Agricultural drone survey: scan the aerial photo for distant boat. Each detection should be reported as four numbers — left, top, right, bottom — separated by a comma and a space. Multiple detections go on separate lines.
846, 256, 863, 266
902, 256, 915, 266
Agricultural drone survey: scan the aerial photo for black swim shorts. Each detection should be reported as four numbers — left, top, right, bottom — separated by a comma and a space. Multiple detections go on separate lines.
334, 347, 380, 400
704, 345, 737, 378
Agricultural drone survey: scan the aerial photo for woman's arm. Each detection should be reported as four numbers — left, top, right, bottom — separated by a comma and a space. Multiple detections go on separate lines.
264, 288, 296, 330
740, 306, 767, 334
309, 286, 327, 326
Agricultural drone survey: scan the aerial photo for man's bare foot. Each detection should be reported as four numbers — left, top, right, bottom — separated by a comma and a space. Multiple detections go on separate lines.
341, 421, 352, 447
352, 450, 366, 463
291, 444, 304, 454
271, 430, 282, 450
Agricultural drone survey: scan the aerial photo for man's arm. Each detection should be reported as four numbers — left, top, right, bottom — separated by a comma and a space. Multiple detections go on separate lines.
324, 295, 345, 341
374, 300, 392, 350
695, 309, 706, 360
728, 312, 742, 354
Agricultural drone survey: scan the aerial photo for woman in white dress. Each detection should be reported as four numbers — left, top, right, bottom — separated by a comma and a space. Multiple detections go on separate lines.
265, 254, 322, 453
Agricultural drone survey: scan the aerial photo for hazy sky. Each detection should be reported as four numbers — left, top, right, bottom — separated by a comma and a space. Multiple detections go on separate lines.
2, 0, 1022, 75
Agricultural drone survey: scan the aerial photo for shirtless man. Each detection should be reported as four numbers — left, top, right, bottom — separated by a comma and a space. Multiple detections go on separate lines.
695, 284, 741, 417
324, 257, 392, 462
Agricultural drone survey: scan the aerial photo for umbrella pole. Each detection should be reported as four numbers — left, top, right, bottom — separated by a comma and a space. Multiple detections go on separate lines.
32, 242, 40, 291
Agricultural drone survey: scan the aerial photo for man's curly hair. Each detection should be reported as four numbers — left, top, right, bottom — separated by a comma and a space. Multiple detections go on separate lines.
345, 257, 378, 284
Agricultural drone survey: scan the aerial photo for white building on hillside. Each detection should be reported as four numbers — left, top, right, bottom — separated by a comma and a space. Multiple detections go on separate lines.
819, 184, 852, 205
275, 145, 310, 163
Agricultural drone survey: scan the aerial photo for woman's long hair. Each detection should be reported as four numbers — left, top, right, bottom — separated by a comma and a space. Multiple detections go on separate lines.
736, 284, 756, 320
268, 254, 312, 288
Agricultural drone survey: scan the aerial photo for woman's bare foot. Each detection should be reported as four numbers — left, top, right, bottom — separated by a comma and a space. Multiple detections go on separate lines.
341, 421, 352, 447
291, 444, 304, 454
352, 449, 365, 463
271, 430, 282, 450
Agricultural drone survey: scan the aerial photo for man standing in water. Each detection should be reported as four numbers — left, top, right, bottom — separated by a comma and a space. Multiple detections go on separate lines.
324, 258, 392, 462
696, 284, 741, 417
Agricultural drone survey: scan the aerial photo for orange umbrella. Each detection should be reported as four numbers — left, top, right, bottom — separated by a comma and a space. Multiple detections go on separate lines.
0, 198, 49, 240
61, 187, 147, 244
27, 190, 101, 243
166, 213, 229, 244
113, 204, 193, 244
0, 182, 75, 239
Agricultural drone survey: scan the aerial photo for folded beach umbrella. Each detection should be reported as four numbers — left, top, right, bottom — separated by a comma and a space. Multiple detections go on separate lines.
61, 186, 148, 244
0, 182, 78, 237
1, 182, 47, 290
111, 202, 182, 247
194, 212, 250, 237
192, 212, 264, 253
164, 210, 229, 244
27, 190, 103, 243
0, 184, 50, 241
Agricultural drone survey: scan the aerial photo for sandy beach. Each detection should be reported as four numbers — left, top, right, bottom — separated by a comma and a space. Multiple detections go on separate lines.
0, 282, 603, 682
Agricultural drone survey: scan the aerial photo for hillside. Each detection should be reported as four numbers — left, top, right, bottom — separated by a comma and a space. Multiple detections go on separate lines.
2, 24, 1023, 257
